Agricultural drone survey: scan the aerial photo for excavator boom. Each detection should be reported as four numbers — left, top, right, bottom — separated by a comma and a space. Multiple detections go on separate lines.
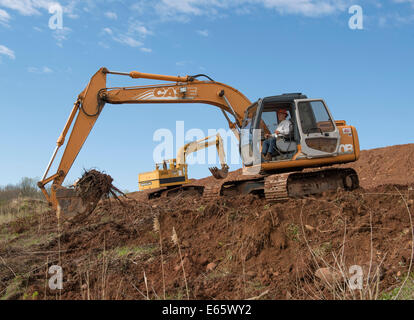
38, 68, 250, 209
177, 134, 229, 180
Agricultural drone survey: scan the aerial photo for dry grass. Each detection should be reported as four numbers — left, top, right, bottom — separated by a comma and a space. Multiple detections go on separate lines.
153, 216, 166, 299
1, 183, 413, 301
171, 226, 189, 300
297, 187, 414, 300
392, 186, 414, 300
0, 198, 48, 225
298, 205, 384, 300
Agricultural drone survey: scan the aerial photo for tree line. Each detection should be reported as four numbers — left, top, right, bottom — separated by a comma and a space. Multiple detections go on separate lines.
0, 177, 45, 202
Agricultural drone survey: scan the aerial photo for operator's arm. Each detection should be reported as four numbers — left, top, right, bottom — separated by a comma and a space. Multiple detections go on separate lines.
273, 120, 291, 137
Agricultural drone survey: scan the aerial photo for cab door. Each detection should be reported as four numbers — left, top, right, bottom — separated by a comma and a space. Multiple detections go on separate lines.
295, 99, 340, 158
240, 100, 263, 166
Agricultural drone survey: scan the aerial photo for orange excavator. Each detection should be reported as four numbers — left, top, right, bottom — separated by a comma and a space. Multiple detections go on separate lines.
38, 68, 360, 216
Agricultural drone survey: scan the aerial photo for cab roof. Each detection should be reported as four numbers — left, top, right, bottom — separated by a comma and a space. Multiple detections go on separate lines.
262, 93, 308, 104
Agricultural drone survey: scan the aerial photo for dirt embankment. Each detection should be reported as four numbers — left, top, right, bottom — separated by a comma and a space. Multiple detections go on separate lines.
0, 144, 413, 300
340, 143, 414, 189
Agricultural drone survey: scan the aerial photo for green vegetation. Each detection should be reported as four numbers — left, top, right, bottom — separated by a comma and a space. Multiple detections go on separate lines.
205, 269, 231, 280
380, 273, 414, 300
111, 245, 157, 258
23, 291, 39, 300
1, 276, 24, 300
313, 241, 333, 258
165, 289, 187, 300
286, 223, 301, 242
246, 280, 268, 296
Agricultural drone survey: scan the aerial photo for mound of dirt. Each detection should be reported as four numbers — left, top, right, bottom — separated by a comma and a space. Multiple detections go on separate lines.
341, 144, 414, 189
0, 144, 413, 300
2, 183, 412, 300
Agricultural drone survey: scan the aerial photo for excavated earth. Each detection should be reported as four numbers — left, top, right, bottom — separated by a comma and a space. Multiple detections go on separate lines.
1, 144, 413, 300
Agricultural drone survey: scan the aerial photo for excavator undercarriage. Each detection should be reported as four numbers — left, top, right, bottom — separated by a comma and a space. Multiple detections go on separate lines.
154, 167, 359, 202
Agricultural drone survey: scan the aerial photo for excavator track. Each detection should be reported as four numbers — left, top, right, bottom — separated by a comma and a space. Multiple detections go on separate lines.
291, 167, 358, 197
147, 184, 204, 199
203, 184, 223, 200
200, 167, 359, 202
264, 173, 290, 202
147, 168, 359, 202
263, 167, 359, 202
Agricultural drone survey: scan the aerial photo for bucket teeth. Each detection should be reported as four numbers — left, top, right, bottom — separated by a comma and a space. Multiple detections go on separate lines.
209, 165, 229, 180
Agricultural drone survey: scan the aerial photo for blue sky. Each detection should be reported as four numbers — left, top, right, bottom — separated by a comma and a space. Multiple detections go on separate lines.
0, 0, 413, 191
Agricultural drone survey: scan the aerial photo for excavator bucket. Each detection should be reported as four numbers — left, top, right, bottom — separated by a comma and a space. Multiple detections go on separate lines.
54, 170, 123, 220
209, 164, 229, 180
55, 186, 91, 219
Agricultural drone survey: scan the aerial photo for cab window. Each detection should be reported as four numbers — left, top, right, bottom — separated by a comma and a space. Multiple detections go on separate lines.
298, 100, 335, 133
261, 105, 292, 135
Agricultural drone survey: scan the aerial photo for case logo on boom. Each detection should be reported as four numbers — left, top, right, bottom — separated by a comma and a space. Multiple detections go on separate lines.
134, 87, 198, 100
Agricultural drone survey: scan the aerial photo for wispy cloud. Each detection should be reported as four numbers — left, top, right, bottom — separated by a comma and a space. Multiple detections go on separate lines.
27, 66, 53, 73
0, 8, 10, 26
98, 41, 110, 49
101, 19, 153, 52
176, 60, 193, 67
104, 11, 117, 20
196, 29, 209, 37
2, 0, 413, 57
128, 0, 414, 30
377, 11, 414, 27
114, 34, 143, 47
64, 0, 79, 19
258, 0, 349, 17
0, 0, 53, 16
147, 0, 350, 21
0, 44, 15, 59
102, 27, 113, 35
128, 21, 153, 37
154, 0, 205, 18
0, 0, 80, 18
393, 0, 414, 5
53, 26, 72, 47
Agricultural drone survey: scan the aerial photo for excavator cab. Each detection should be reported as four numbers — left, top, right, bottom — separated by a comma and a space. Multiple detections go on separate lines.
260, 103, 296, 157
240, 93, 341, 166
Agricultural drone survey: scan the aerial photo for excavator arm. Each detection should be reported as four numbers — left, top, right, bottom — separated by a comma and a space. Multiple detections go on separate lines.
38, 67, 251, 208
176, 134, 229, 179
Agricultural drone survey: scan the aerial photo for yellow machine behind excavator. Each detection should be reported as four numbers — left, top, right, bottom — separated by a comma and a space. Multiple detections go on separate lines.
138, 134, 229, 191
138, 159, 188, 191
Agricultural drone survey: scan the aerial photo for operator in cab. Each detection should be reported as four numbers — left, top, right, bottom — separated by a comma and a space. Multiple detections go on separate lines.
262, 109, 292, 161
